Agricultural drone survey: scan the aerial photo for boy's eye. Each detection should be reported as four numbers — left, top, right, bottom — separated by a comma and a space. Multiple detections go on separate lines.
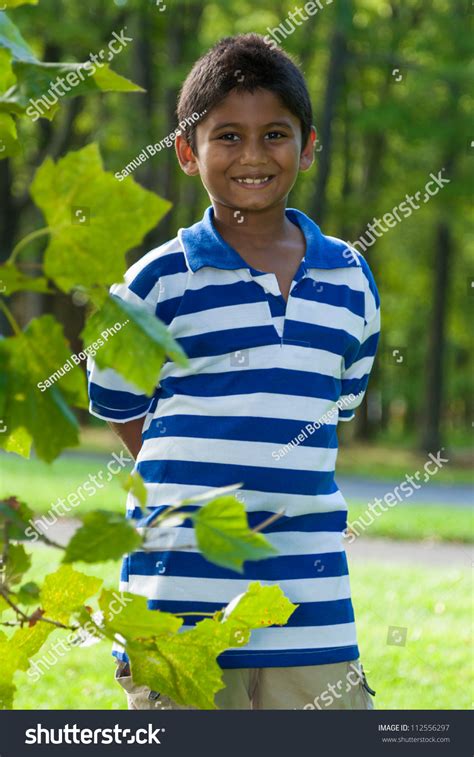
266, 131, 286, 140
218, 133, 240, 142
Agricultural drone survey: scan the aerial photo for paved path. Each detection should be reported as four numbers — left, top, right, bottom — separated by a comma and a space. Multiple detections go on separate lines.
346, 535, 472, 567
337, 475, 473, 507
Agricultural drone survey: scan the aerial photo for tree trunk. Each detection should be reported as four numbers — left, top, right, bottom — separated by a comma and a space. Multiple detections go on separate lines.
420, 218, 452, 452
309, 5, 350, 225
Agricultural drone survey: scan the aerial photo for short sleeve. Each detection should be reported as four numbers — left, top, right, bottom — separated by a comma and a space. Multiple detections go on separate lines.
338, 257, 381, 422
87, 279, 155, 424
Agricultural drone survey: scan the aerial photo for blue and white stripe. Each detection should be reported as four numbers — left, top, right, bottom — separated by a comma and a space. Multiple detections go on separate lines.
87, 206, 380, 668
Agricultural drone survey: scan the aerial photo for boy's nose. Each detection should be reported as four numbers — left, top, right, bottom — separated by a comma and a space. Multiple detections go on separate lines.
238, 138, 269, 166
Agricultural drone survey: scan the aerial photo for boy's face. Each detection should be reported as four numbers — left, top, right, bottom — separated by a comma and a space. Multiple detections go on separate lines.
176, 89, 316, 213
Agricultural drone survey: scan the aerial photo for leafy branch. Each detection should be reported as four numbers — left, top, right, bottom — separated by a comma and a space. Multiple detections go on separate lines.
0, 492, 296, 710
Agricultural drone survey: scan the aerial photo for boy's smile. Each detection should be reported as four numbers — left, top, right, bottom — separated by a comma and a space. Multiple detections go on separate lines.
176, 89, 315, 216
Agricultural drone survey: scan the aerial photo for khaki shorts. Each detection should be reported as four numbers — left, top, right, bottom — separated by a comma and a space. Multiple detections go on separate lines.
114, 658, 376, 710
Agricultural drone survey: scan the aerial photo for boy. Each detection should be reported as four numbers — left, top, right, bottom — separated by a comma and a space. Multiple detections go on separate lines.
87, 33, 380, 710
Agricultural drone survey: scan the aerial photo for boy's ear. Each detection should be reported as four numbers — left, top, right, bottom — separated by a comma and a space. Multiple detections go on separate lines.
299, 125, 317, 172
175, 133, 200, 176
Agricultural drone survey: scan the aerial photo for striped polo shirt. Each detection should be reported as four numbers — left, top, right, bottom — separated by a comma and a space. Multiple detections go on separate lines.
87, 205, 381, 669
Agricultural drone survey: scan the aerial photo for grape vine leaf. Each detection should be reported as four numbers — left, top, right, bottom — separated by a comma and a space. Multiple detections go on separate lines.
3, 543, 30, 585
0, 497, 34, 542
16, 580, 40, 606
0, 622, 55, 709
0, 594, 10, 617
0, 636, 28, 709
0, 111, 19, 158
223, 582, 297, 630
0, 10, 37, 64
127, 621, 230, 710
40, 565, 102, 625
12, 61, 143, 122
127, 583, 296, 709
30, 143, 171, 293
82, 293, 188, 395
63, 510, 143, 564
12, 621, 53, 661
191, 496, 278, 572
99, 589, 182, 641
0, 47, 15, 92
0, 12, 143, 119
1, 1, 38, 9
121, 470, 148, 507
0, 263, 50, 294
0, 315, 87, 460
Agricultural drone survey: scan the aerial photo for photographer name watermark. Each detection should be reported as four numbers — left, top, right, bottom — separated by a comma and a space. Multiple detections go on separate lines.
272, 393, 362, 462
115, 110, 207, 181
37, 321, 128, 393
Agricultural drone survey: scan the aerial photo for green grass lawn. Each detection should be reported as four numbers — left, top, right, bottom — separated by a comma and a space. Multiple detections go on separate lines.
8, 547, 472, 710
0, 452, 130, 515
350, 561, 472, 711
347, 502, 473, 543
336, 442, 473, 485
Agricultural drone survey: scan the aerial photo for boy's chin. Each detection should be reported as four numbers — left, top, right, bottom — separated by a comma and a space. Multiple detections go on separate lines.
221, 195, 286, 214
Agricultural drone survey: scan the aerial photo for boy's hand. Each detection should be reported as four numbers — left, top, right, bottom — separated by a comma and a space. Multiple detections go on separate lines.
108, 417, 145, 460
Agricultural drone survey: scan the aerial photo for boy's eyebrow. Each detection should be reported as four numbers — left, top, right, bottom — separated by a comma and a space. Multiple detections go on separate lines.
210, 119, 294, 131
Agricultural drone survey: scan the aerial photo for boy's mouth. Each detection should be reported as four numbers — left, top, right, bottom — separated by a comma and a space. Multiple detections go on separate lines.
231, 175, 275, 189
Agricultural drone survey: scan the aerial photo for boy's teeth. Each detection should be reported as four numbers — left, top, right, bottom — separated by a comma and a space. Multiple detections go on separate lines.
236, 177, 270, 184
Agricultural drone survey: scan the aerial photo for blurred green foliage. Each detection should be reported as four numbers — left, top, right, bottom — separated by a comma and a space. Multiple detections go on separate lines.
0, 0, 473, 454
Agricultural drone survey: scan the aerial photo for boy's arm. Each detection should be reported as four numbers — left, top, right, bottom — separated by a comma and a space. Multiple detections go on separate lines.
108, 417, 145, 460
338, 256, 381, 421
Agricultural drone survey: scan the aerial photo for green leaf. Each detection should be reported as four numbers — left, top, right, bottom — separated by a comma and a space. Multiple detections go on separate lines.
0, 264, 50, 295
0, 425, 31, 458
0, 496, 34, 541
85, 63, 144, 93
1, 1, 38, 8
25, 315, 87, 407
99, 589, 182, 641
0, 110, 19, 158
13, 61, 143, 122
63, 510, 143, 564
0, 46, 16, 91
0, 622, 55, 708
11, 621, 53, 661
40, 565, 102, 625
0, 593, 10, 617
191, 496, 278, 573
0, 637, 28, 709
0, 11, 37, 63
3, 543, 30, 585
127, 583, 296, 709
222, 582, 297, 630
0, 315, 88, 460
82, 294, 188, 395
16, 580, 40, 606
30, 143, 171, 292
121, 470, 148, 507
0, 12, 142, 118
127, 618, 230, 710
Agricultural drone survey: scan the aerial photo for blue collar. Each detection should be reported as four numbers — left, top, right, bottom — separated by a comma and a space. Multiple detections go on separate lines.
178, 206, 360, 272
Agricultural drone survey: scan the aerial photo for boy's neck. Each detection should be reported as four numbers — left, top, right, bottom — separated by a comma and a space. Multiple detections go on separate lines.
211, 200, 306, 302
212, 200, 296, 253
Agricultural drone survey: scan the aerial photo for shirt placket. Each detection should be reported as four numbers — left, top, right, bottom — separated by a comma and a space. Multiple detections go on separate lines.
248, 260, 309, 345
